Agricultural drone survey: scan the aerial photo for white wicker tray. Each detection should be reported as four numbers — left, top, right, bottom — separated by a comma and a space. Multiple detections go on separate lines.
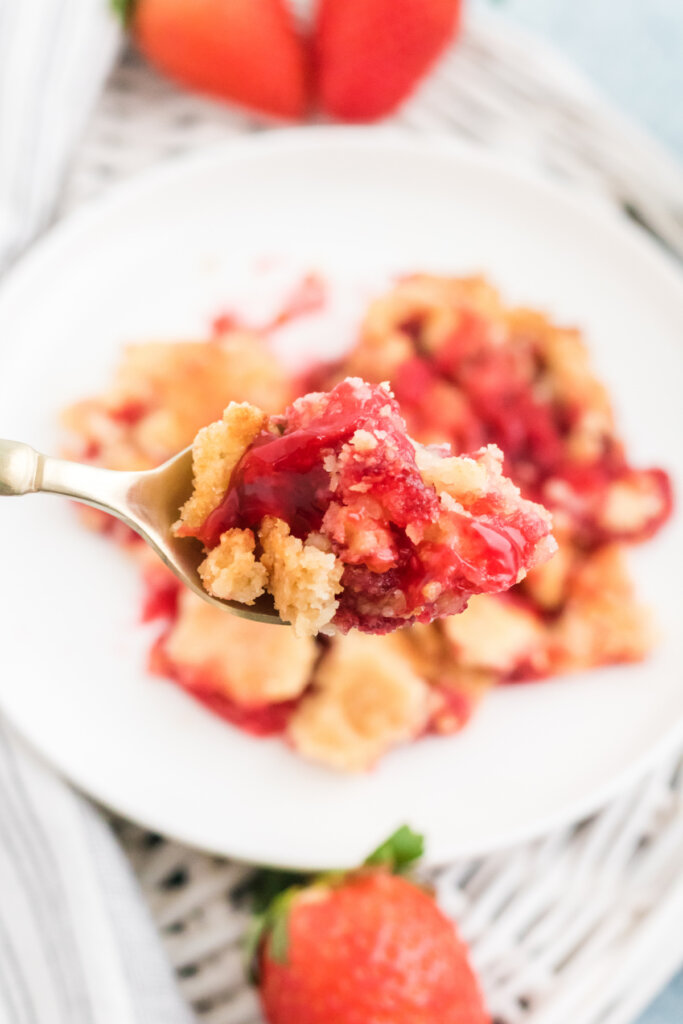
65, 11, 683, 1023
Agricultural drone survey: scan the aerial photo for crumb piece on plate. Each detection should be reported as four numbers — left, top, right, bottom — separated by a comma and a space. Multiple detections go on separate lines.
62, 331, 290, 471
597, 469, 672, 540
288, 632, 433, 771
519, 531, 575, 611
160, 590, 316, 708
551, 546, 653, 669
442, 595, 546, 675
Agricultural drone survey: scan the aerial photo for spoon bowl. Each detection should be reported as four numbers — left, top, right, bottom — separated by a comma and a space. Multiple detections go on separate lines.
0, 439, 281, 624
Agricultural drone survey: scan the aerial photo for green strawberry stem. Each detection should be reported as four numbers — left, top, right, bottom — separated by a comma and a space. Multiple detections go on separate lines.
110, 0, 135, 26
365, 824, 424, 872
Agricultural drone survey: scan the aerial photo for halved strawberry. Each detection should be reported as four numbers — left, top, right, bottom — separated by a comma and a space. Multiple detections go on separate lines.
117, 0, 309, 121
315, 0, 462, 121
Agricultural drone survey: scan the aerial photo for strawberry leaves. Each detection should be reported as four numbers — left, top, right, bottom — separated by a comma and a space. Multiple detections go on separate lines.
237, 868, 308, 981
110, 0, 136, 24
267, 889, 299, 963
246, 886, 302, 982
365, 825, 424, 873
237, 868, 308, 915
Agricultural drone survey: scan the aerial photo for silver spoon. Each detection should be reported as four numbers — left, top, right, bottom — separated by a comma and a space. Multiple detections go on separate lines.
0, 439, 280, 624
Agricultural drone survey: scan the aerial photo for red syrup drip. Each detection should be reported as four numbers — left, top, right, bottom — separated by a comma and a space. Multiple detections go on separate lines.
198, 395, 378, 548
458, 519, 526, 589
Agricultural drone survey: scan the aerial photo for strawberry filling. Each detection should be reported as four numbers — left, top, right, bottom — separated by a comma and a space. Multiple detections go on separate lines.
305, 311, 672, 547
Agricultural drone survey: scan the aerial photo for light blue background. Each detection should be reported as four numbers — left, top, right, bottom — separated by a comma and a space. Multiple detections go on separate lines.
474, 0, 683, 157
471, 6, 682, 1020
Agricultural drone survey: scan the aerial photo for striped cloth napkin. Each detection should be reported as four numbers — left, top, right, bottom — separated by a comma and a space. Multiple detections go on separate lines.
0, 0, 119, 270
0, 722, 192, 1024
0, 2, 192, 1021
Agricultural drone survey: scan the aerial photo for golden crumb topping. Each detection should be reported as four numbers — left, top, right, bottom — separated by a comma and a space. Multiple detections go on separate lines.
288, 632, 433, 771
62, 331, 290, 470
443, 595, 545, 674
198, 528, 267, 604
259, 517, 344, 638
551, 546, 653, 669
175, 402, 266, 533
163, 591, 316, 706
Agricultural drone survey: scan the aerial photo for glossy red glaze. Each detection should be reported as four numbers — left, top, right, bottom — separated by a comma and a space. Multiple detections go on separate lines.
198, 379, 412, 548
199, 427, 336, 546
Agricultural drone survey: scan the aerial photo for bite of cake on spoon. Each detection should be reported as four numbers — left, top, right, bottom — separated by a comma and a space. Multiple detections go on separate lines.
174, 377, 557, 637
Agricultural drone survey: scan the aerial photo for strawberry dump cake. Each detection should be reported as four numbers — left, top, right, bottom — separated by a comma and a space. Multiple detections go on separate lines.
173, 378, 555, 637
63, 274, 672, 771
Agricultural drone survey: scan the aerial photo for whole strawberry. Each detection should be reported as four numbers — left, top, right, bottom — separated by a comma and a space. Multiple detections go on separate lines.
114, 0, 309, 120
315, 0, 462, 121
247, 827, 490, 1024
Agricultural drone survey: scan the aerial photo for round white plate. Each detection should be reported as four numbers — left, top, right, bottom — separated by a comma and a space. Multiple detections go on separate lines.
0, 130, 681, 869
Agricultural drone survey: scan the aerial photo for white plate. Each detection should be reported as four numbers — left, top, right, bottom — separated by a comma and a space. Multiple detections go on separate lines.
0, 130, 681, 869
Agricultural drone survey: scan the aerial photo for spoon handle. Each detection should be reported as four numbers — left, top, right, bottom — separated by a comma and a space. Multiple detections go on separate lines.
0, 440, 41, 496
0, 440, 281, 624
0, 439, 136, 522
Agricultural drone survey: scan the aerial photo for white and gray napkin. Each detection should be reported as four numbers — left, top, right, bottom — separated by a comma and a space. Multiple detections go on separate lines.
0, 2, 192, 1021
0, 721, 193, 1024
0, 0, 119, 271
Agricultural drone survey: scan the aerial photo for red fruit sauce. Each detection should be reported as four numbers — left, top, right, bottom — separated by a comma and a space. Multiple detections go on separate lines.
211, 272, 327, 338
197, 379, 420, 548
199, 427, 338, 547
303, 310, 672, 547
